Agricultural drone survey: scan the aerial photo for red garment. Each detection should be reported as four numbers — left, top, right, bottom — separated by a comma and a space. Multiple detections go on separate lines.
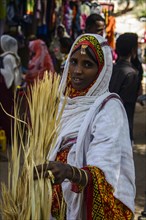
25, 39, 55, 85
51, 148, 133, 220
84, 166, 133, 220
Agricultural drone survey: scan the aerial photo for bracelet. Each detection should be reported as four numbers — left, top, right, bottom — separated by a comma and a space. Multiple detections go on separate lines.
69, 166, 83, 184
69, 165, 75, 181
76, 168, 82, 184
81, 169, 88, 187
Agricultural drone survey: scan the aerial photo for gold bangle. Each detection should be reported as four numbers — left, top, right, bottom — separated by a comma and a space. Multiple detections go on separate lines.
77, 168, 82, 184
81, 169, 88, 187
70, 165, 75, 181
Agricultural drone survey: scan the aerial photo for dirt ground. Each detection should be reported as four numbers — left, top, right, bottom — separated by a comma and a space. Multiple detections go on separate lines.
133, 102, 146, 219
0, 101, 146, 219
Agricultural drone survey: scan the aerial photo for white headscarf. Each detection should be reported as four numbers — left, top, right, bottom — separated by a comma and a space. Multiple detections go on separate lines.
0, 35, 21, 88
60, 33, 112, 97
49, 33, 113, 160
1, 34, 19, 58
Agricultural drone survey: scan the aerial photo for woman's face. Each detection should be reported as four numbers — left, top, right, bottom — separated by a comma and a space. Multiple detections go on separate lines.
69, 48, 98, 90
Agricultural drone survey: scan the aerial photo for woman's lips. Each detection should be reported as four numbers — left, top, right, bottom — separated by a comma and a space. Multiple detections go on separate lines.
72, 77, 83, 85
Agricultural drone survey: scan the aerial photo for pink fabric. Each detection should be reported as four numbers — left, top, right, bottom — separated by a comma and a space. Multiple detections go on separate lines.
25, 39, 54, 84
80, 14, 87, 30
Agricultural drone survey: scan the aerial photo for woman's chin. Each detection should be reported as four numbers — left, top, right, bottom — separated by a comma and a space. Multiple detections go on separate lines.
71, 84, 83, 91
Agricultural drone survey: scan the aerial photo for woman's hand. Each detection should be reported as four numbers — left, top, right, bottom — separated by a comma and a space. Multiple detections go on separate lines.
34, 161, 89, 187
33, 161, 72, 185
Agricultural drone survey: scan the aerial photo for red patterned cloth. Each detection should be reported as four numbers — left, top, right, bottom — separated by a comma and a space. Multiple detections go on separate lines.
84, 166, 133, 220
51, 148, 69, 219
66, 75, 96, 98
51, 149, 133, 220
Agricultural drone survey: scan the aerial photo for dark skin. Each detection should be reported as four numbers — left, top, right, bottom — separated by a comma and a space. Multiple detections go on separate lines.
69, 48, 98, 90
34, 47, 99, 186
86, 20, 105, 36
57, 26, 65, 39
34, 162, 72, 184
34, 161, 88, 186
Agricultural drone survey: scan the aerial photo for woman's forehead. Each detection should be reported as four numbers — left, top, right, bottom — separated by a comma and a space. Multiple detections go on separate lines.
72, 36, 103, 62
71, 46, 97, 62
70, 35, 105, 74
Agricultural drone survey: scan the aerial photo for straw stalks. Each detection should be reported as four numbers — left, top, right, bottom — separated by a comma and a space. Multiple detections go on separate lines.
0, 72, 65, 220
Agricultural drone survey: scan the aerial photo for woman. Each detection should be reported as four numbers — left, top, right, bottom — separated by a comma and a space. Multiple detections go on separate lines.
0, 34, 22, 89
0, 34, 22, 145
25, 38, 54, 85
59, 36, 73, 74
35, 34, 135, 219
49, 24, 69, 73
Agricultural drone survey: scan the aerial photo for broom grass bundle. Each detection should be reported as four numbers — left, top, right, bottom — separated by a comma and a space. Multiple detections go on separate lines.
0, 72, 66, 220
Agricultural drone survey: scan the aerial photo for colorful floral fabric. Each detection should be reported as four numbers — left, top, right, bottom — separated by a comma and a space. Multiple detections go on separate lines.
84, 166, 133, 220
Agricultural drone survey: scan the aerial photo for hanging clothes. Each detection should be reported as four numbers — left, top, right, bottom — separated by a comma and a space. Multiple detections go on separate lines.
106, 14, 116, 49
64, 1, 73, 35
26, 0, 34, 14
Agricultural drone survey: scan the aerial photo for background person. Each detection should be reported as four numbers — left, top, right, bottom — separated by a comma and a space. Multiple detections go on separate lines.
0, 34, 22, 145
25, 38, 54, 85
109, 32, 139, 143
131, 35, 144, 98
49, 24, 69, 73
35, 34, 135, 219
85, 13, 106, 36
59, 36, 73, 75
85, 13, 117, 62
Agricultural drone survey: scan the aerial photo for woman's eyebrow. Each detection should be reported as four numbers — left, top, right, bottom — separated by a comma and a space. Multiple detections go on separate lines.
70, 57, 77, 60
83, 58, 94, 62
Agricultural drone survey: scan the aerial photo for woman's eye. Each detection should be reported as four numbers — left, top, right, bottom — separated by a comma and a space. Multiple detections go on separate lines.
70, 58, 77, 65
84, 61, 93, 68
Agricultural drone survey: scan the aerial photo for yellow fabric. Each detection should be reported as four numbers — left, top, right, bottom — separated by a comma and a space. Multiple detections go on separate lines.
0, 0, 7, 19
87, 166, 133, 219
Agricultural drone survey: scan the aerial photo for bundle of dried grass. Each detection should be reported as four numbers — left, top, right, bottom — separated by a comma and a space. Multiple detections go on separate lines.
0, 72, 65, 220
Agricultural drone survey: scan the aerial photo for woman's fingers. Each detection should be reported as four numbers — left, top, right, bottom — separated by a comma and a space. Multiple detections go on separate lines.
33, 161, 68, 184
33, 163, 48, 180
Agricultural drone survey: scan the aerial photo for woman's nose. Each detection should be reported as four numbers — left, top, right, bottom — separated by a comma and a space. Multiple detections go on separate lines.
74, 64, 82, 74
